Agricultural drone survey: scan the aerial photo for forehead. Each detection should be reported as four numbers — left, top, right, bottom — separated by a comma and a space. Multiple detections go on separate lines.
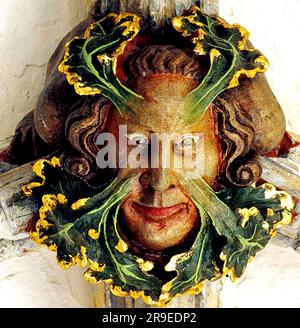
108, 74, 215, 134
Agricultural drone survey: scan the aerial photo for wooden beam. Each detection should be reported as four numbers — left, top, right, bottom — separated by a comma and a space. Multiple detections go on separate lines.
89, 0, 219, 29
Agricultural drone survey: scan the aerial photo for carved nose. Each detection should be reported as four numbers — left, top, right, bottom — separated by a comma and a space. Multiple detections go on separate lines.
139, 169, 175, 192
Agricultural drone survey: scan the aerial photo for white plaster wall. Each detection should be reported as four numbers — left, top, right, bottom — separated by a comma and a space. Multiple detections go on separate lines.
0, 0, 90, 148
219, 0, 300, 135
0, 247, 96, 308
219, 244, 300, 308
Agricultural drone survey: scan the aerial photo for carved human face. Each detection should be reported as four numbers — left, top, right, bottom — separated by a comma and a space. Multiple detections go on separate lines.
106, 74, 221, 251
21, 9, 295, 305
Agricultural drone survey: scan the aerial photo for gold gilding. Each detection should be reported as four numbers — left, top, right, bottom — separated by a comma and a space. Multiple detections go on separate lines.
129, 290, 144, 299
29, 231, 47, 245
83, 269, 99, 284
59, 12, 141, 96
193, 43, 205, 56
84, 261, 205, 307
238, 206, 259, 228
210, 48, 222, 60
29, 192, 68, 246
172, 17, 184, 33
270, 210, 293, 236
216, 16, 232, 29
172, 6, 207, 56
172, 5, 269, 90
228, 55, 269, 89
22, 157, 60, 197
48, 244, 57, 252
267, 208, 274, 217
220, 183, 294, 281
262, 183, 296, 211
233, 23, 250, 50
136, 258, 154, 272
71, 198, 89, 210
115, 239, 128, 253
58, 37, 102, 96
57, 194, 68, 205
58, 258, 76, 271
57, 246, 89, 271
184, 282, 203, 295
109, 285, 172, 307
88, 228, 100, 240
110, 13, 141, 74
78, 246, 88, 267
110, 285, 129, 298
89, 260, 106, 272
164, 252, 190, 272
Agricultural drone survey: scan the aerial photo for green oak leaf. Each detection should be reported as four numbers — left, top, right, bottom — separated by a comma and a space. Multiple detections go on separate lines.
23, 159, 295, 301
27, 162, 163, 301
217, 185, 284, 212
166, 210, 221, 297
177, 174, 294, 280
35, 179, 130, 267
221, 207, 285, 277
97, 203, 162, 299
172, 5, 269, 122
59, 12, 143, 114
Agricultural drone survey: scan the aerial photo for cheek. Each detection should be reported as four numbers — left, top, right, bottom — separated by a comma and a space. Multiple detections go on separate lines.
197, 107, 222, 185
173, 137, 220, 186
202, 136, 221, 181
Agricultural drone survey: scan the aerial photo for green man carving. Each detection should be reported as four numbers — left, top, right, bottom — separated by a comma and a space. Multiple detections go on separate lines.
1, 6, 295, 305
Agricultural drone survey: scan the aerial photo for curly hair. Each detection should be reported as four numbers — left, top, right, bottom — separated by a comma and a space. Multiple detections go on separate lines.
214, 96, 261, 187
61, 44, 261, 187
126, 45, 202, 81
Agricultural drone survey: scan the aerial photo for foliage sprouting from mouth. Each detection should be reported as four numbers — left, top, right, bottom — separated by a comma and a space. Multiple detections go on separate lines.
21, 158, 295, 306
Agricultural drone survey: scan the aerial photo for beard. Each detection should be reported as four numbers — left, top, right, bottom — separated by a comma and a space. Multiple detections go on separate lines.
22, 157, 295, 305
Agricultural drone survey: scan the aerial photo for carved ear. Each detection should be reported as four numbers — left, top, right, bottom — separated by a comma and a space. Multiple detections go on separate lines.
219, 73, 286, 155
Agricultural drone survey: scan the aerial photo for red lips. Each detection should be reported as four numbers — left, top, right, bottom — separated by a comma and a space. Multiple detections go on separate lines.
132, 202, 186, 219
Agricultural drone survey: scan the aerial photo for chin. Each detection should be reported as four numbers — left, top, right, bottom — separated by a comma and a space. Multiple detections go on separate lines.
119, 194, 200, 252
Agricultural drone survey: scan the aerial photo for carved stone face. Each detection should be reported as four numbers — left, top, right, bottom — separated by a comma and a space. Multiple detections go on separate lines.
14, 8, 295, 305
106, 74, 220, 250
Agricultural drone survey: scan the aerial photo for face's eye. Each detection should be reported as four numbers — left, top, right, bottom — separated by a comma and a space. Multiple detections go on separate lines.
174, 134, 200, 153
127, 133, 149, 146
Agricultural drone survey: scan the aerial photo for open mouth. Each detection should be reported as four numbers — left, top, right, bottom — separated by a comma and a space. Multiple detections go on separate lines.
132, 202, 187, 220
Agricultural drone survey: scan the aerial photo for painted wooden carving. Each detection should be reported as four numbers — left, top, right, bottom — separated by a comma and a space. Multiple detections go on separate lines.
0, 6, 297, 306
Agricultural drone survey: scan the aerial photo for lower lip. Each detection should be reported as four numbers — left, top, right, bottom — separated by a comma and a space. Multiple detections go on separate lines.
132, 202, 186, 219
